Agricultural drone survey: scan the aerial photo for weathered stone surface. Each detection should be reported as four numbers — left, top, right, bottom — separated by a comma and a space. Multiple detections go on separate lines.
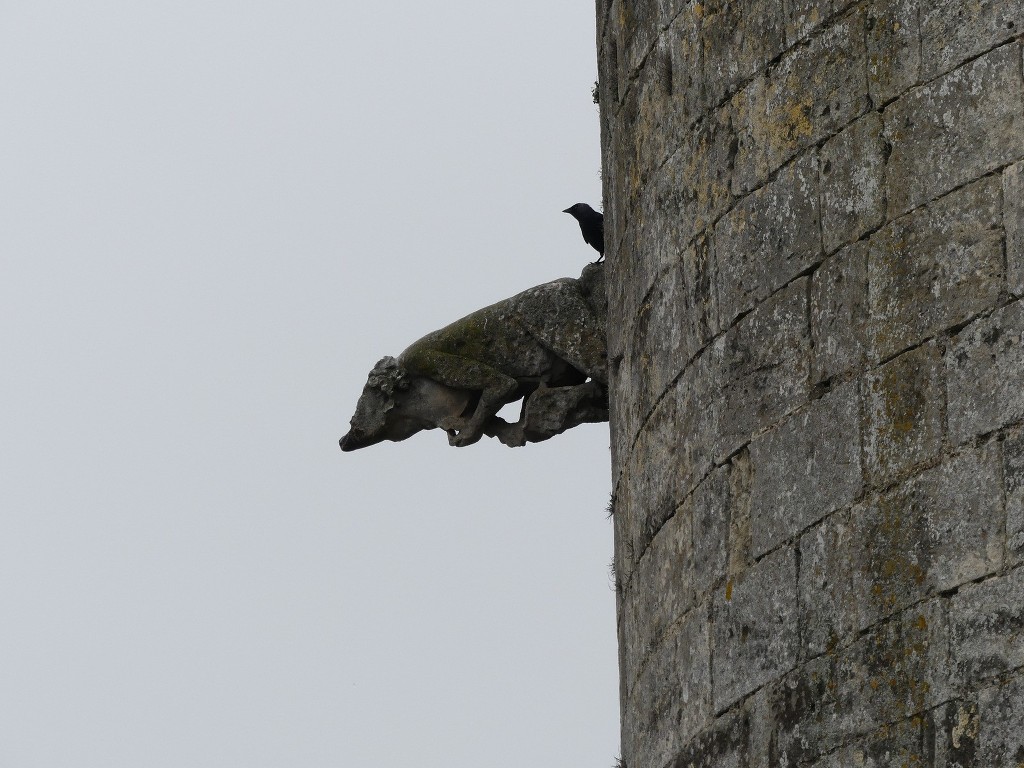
621, 507, 694, 692
622, 605, 712, 768
867, 176, 1004, 362
947, 300, 1024, 445
726, 447, 754, 578
865, 342, 944, 485
630, 38, 692, 180
812, 716, 936, 768
855, 445, 1004, 629
631, 236, 718, 401
714, 278, 811, 461
712, 546, 798, 711
799, 508, 860, 658
702, 0, 787, 108
608, 351, 633, 488
618, 392, 681, 580
1003, 430, 1024, 565
666, 8, 707, 125
977, 678, 1024, 766
883, 43, 1024, 218
631, 261, 689, 412
655, 108, 735, 241
716, 152, 822, 325
622, 467, 730, 679
811, 241, 868, 383
786, 0, 861, 46
756, 601, 947, 764
669, 707, 751, 768
920, 1, 1024, 81
1005, 162, 1024, 297
610, 0, 664, 89
675, 350, 725, 496
749, 380, 861, 558
604, 1, 1024, 765
690, 466, 731, 599
933, 698, 981, 768
607, 184, 662, 364
620, 469, 731, 694
820, 111, 886, 254
950, 567, 1024, 689
850, 599, 951, 724
731, 9, 869, 193
866, 0, 922, 105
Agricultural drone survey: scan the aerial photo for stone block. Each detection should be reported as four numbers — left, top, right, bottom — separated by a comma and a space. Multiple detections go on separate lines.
1003, 161, 1024, 297
622, 605, 712, 768
866, 0, 922, 106
865, 342, 944, 485
727, 447, 754, 578
607, 351, 634, 486
631, 38, 691, 179
1003, 430, 1024, 564
867, 176, 1004, 362
666, 7, 709, 128
732, 9, 869, 193
853, 599, 952, 719
631, 238, 718, 401
622, 466, 730, 683
811, 242, 868, 383
950, 567, 1024, 688
752, 649, 864, 763
712, 546, 798, 711
855, 445, 1004, 629
750, 654, 842, 765
690, 465, 731, 599
883, 43, 1024, 218
620, 506, 694, 693
716, 152, 822, 325
947, 300, 1024, 445
749, 380, 862, 558
608, 179, 670, 360
669, 351, 724, 503
977, 678, 1024, 766
799, 509, 860, 658
702, 0, 787, 107
610, 347, 645, 460
784, 0, 859, 47
921, 1, 1024, 81
820, 111, 886, 254
671, 707, 751, 768
655, 106, 735, 242
611, 0, 662, 88
619, 392, 682, 578
760, 601, 948, 765
631, 263, 688, 409
813, 716, 936, 768
714, 278, 811, 462
933, 698, 981, 768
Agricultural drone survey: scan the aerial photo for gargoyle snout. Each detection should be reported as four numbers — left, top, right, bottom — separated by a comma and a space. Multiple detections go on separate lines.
338, 431, 360, 452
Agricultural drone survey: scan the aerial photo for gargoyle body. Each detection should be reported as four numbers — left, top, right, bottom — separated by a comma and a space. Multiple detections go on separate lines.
339, 263, 608, 450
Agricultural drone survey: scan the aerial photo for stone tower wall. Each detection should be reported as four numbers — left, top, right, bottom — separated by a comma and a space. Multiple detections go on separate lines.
598, 1, 1024, 765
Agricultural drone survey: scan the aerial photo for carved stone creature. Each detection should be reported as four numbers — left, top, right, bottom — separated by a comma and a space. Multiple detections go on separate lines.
339, 263, 608, 450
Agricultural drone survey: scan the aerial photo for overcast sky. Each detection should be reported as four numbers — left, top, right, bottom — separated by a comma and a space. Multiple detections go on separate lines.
1, 2, 616, 767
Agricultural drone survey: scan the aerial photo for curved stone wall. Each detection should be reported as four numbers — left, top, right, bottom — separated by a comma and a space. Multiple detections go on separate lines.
599, 1, 1024, 765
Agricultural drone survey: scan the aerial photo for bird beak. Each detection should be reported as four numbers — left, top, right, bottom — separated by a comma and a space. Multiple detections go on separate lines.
562, 207, 572, 214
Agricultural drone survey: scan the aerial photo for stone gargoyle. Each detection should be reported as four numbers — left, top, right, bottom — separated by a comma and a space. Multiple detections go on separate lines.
339, 262, 608, 451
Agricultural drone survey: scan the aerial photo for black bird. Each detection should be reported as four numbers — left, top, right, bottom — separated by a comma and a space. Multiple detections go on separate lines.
563, 203, 605, 262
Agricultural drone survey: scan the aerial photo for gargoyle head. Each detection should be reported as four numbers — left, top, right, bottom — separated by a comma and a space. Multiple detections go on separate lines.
339, 356, 479, 452
339, 356, 412, 451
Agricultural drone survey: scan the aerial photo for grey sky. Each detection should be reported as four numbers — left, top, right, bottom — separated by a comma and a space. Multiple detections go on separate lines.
2, 2, 616, 767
